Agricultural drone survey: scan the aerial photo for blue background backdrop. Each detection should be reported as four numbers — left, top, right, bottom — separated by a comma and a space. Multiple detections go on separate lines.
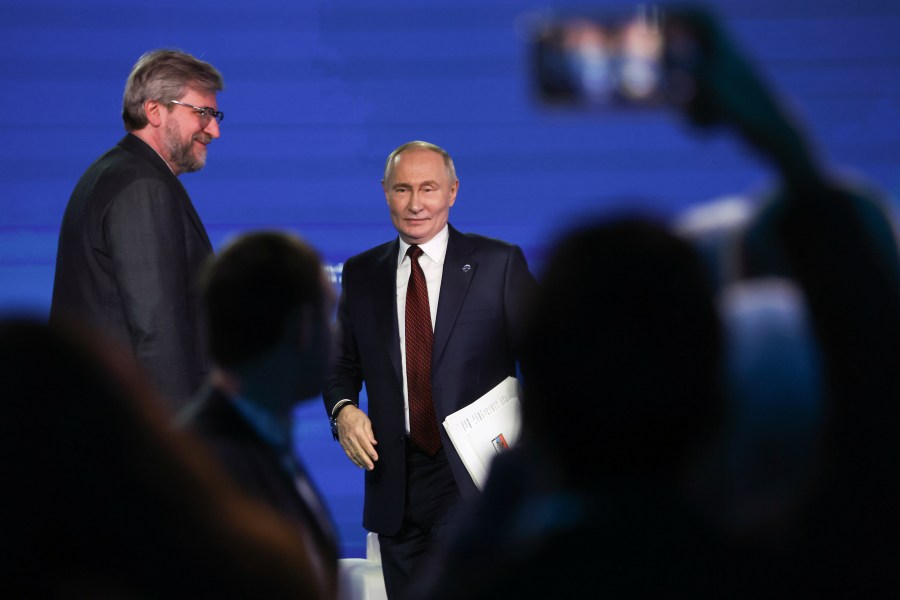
2, 0, 899, 556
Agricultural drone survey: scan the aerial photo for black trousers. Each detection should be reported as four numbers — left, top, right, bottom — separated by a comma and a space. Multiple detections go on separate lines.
378, 442, 461, 600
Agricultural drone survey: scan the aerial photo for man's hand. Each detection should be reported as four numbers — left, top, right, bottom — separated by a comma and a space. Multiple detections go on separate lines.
336, 405, 379, 470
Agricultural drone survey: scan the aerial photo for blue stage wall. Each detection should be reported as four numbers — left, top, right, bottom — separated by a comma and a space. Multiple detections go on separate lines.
2, 0, 899, 556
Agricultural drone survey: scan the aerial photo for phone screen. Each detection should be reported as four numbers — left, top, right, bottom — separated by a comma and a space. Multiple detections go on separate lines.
532, 8, 665, 108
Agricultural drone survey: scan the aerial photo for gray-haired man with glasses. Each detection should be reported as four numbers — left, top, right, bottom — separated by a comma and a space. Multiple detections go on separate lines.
51, 49, 224, 411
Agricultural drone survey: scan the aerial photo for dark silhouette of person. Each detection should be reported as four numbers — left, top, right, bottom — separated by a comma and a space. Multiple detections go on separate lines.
179, 231, 340, 596
665, 9, 900, 592
0, 317, 336, 598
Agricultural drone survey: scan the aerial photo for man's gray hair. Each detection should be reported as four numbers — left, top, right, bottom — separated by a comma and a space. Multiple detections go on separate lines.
383, 141, 457, 184
122, 49, 224, 132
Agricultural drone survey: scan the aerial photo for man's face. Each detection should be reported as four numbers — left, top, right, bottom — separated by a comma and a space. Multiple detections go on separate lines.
161, 88, 220, 175
384, 149, 458, 245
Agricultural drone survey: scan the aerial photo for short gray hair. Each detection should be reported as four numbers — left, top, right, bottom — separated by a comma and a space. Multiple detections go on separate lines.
383, 141, 457, 184
122, 49, 224, 131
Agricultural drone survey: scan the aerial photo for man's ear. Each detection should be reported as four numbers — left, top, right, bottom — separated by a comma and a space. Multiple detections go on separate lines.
144, 99, 163, 127
448, 179, 459, 207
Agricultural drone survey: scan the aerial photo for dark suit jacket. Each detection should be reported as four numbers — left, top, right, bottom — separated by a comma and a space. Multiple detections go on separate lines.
180, 386, 340, 572
50, 134, 212, 409
324, 225, 535, 535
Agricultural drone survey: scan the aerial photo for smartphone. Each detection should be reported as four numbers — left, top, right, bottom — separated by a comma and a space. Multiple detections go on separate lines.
530, 5, 666, 108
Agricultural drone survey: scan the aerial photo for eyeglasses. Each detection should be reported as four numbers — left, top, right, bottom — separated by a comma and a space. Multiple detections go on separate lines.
167, 100, 224, 125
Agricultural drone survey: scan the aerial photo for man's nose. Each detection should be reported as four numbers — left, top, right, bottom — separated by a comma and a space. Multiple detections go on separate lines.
204, 118, 220, 139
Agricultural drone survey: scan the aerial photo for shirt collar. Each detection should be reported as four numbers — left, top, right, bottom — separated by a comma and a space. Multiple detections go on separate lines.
397, 224, 450, 267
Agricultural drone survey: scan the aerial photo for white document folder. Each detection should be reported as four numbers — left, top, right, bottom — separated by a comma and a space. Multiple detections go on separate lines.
442, 376, 522, 489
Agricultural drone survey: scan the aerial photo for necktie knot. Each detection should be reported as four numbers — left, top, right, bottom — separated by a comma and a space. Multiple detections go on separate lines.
407, 245, 423, 260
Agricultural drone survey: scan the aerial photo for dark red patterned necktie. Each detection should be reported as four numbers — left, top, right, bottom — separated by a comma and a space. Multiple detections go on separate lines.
405, 245, 441, 456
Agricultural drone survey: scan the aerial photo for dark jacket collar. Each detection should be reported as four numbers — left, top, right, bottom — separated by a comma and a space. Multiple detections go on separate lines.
116, 133, 213, 251
118, 133, 177, 180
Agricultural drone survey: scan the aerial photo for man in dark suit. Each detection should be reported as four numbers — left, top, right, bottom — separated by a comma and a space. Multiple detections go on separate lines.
324, 141, 535, 598
180, 231, 339, 598
50, 49, 224, 410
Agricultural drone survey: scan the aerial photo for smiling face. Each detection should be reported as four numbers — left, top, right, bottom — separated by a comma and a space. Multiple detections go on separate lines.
161, 88, 220, 174
384, 148, 458, 245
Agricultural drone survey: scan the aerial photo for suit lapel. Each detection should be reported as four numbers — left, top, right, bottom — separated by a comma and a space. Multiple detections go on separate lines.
433, 226, 476, 365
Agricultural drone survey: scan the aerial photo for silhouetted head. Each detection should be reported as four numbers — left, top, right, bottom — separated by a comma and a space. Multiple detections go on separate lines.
201, 231, 332, 407
521, 218, 723, 485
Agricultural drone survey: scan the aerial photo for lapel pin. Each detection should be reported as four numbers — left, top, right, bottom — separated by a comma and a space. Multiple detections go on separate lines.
462, 264, 471, 272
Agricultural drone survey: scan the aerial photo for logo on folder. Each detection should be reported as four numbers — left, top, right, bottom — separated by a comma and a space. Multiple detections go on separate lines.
491, 433, 509, 453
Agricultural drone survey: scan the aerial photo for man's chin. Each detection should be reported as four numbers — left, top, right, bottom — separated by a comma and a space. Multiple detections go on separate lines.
180, 154, 206, 174
400, 226, 430, 242
194, 148, 208, 167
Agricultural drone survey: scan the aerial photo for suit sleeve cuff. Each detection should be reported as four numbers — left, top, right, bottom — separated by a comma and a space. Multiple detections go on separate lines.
330, 398, 355, 419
